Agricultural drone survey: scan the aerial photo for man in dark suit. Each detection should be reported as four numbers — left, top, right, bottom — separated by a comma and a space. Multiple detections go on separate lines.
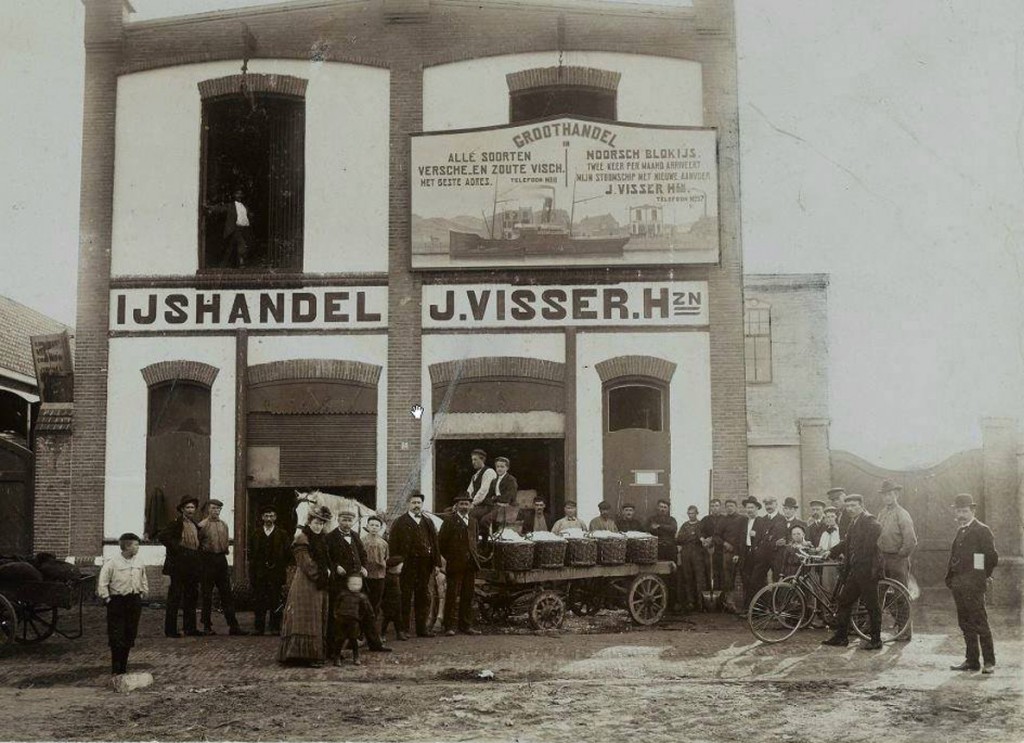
718, 499, 747, 612
739, 497, 769, 610
827, 487, 853, 538
761, 496, 790, 581
805, 499, 827, 548
822, 493, 884, 649
946, 493, 999, 673
158, 495, 202, 637
249, 503, 291, 635
700, 498, 725, 592
388, 492, 442, 639
438, 494, 481, 636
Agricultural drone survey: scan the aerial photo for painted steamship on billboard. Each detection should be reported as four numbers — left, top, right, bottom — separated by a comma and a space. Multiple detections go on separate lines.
411, 116, 720, 269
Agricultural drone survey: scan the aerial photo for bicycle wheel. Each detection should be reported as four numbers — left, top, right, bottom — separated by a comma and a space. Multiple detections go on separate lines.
748, 583, 805, 643
852, 578, 912, 642
780, 577, 817, 629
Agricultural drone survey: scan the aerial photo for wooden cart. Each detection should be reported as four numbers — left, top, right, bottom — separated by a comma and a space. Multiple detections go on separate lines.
0, 575, 96, 647
476, 561, 674, 630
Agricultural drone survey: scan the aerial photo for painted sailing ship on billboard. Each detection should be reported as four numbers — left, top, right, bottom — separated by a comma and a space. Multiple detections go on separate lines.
411, 116, 719, 269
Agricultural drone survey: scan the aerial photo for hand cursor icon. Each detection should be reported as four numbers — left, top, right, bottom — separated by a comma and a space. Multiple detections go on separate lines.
411, 404, 424, 420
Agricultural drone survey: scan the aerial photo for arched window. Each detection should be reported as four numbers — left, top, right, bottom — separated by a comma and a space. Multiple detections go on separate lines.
507, 67, 619, 123
199, 75, 306, 272
607, 381, 665, 432
144, 379, 213, 539
745, 299, 772, 383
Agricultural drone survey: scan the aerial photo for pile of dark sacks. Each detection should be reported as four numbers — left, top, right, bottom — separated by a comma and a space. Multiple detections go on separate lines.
0, 553, 82, 584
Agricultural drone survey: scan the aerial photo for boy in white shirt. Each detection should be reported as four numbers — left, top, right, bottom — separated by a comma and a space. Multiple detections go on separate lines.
97, 533, 149, 676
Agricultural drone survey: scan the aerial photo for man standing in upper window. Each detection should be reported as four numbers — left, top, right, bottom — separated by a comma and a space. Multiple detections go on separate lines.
205, 188, 254, 268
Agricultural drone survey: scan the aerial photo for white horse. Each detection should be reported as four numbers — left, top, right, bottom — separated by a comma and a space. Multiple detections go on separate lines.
293, 490, 379, 537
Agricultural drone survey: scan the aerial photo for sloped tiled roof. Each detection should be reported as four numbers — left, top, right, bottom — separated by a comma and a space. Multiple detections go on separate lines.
0, 296, 73, 382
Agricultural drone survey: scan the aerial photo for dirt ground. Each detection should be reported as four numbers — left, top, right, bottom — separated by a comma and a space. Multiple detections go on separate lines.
0, 600, 1021, 742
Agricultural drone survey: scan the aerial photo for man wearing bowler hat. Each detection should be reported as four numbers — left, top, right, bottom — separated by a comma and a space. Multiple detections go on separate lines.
739, 496, 769, 610
946, 493, 998, 673
822, 493, 884, 650
159, 495, 202, 637
198, 499, 248, 635
438, 493, 481, 636
250, 502, 292, 635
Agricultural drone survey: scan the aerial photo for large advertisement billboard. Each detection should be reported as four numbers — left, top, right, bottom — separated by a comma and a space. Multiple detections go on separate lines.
411, 116, 718, 269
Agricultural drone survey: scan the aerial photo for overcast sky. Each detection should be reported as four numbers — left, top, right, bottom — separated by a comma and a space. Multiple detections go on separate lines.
1, 0, 1022, 468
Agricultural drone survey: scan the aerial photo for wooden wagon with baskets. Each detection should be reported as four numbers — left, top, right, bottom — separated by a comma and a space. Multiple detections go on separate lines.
0, 574, 97, 647
476, 534, 672, 630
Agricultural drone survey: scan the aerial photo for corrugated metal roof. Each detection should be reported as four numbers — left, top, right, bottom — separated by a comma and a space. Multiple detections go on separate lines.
0, 296, 73, 382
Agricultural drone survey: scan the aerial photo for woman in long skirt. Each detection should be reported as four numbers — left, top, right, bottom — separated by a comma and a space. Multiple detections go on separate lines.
279, 505, 333, 666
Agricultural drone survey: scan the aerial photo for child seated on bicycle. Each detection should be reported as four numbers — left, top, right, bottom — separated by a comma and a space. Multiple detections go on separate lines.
782, 525, 823, 577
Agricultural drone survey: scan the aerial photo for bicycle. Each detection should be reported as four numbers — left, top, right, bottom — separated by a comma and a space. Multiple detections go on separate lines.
747, 549, 912, 644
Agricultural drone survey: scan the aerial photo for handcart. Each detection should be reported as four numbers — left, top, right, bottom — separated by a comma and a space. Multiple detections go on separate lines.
0, 574, 97, 646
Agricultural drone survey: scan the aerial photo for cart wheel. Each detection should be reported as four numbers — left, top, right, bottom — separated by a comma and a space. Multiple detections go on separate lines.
0, 595, 16, 647
15, 604, 57, 645
528, 590, 565, 630
627, 574, 668, 625
852, 578, 911, 642
747, 582, 805, 643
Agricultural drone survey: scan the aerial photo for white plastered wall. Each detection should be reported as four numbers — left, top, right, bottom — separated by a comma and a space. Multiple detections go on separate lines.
419, 333, 566, 509
104, 336, 237, 564
423, 52, 703, 130
576, 331, 712, 525
247, 334, 389, 500
111, 59, 389, 276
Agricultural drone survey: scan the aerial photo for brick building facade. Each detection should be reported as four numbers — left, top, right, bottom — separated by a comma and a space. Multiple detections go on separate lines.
43, 0, 749, 571
743, 273, 831, 509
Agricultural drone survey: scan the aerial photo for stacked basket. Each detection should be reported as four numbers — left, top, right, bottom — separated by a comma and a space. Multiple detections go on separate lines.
531, 538, 567, 569
492, 540, 535, 572
625, 535, 658, 564
564, 537, 597, 566
595, 536, 627, 565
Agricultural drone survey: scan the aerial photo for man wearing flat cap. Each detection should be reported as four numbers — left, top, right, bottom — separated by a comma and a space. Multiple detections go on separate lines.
876, 479, 918, 640
822, 493, 884, 650
325, 502, 367, 663
159, 495, 202, 637
97, 532, 148, 676
946, 493, 999, 673
438, 493, 481, 636
199, 499, 248, 636
249, 503, 292, 635
827, 488, 853, 538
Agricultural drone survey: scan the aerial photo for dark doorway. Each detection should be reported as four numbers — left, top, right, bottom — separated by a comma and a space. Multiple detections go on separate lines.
433, 438, 564, 518
0, 437, 32, 556
247, 485, 376, 535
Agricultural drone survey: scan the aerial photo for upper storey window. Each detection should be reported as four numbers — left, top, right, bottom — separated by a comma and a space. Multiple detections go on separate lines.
198, 75, 307, 272
507, 66, 620, 123
744, 299, 773, 384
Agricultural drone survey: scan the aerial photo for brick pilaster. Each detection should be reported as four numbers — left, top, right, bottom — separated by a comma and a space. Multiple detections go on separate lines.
71, 0, 123, 557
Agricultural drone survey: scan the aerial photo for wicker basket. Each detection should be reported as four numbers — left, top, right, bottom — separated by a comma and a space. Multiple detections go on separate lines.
531, 539, 567, 569
493, 540, 535, 572
596, 537, 628, 565
626, 535, 658, 564
565, 537, 597, 566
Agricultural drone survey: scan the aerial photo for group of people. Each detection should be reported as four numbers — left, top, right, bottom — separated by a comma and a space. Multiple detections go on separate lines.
94, 460, 1000, 679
